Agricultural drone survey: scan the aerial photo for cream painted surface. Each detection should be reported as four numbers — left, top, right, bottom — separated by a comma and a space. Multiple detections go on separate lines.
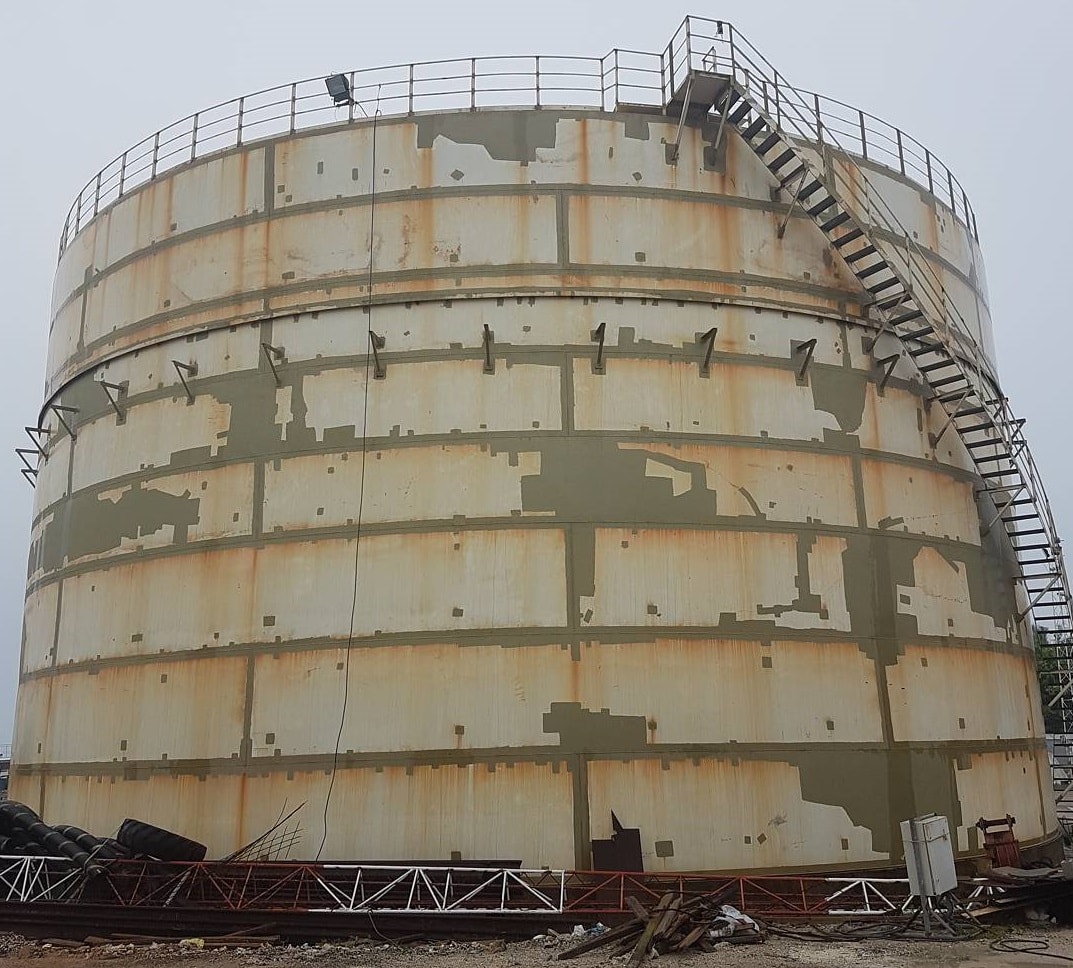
48, 113, 991, 390
251, 644, 564, 756
97, 321, 264, 397
15, 658, 247, 765
888, 644, 1041, 742
77, 193, 556, 347
574, 359, 838, 441
276, 300, 857, 369
51, 150, 266, 302
302, 361, 562, 441
569, 193, 853, 292
954, 750, 1048, 851
54, 529, 567, 664
263, 446, 542, 531
898, 546, 1011, 643
575, 638, 882, 744
620, 442, 857, 526
249, 638, 882, 757
861, 459, 979, 546
32, 761, 576, 867
33, 465, 256, 578
34, 435, 71, 511
34, 773, 248, 860
20, 583, 59, 675
70, 396, 232, 492
587, 758, 886, 871
590, 528, 850, 632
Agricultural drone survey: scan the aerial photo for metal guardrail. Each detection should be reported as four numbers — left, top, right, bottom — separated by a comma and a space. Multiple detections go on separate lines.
59, 20, 978, 252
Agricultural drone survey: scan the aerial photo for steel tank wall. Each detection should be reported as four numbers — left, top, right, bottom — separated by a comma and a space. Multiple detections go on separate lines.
12, 108, 1054, 872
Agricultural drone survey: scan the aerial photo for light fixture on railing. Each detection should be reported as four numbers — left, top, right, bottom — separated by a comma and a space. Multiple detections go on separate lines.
325, 73, 353, 105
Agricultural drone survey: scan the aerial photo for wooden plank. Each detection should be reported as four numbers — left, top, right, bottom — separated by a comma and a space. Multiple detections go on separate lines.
556, 920, 643, 961
672, 923, 710, 952
653, 893, 682, 938
625, 895, 651, 921
626, 893, 673, 968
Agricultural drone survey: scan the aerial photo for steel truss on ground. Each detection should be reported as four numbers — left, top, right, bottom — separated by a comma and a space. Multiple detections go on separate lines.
1, 858, 1004, 919
0, 856, 83, 903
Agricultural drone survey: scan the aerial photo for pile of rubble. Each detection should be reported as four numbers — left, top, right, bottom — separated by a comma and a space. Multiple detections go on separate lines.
555, 891, 762, 962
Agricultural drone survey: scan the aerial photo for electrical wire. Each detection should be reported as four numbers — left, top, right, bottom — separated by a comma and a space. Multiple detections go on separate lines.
990, 937, 1073, 962
316, 90, 381, 862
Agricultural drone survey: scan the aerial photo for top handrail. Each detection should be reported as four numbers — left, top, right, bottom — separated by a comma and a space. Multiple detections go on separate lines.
58, 19, 979, 254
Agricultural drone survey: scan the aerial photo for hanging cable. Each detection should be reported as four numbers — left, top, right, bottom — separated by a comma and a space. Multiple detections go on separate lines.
316, 88, 381, 862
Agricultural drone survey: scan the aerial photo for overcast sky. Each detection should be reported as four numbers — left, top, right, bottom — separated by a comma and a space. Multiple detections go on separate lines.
1, 1, 1070, 745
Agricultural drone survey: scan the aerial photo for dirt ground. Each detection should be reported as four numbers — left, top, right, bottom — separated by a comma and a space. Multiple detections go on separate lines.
5, 927, 1073, 968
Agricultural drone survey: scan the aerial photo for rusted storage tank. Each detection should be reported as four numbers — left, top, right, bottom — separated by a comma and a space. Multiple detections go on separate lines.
11, 17, 1062, 873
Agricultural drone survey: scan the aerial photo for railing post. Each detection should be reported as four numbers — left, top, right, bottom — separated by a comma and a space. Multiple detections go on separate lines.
470, 58, 477, 110
925, 148, 933, 193
815, 93, 823, 144
896, 128, 905, 175
151, 131, 160, 179
535, 55, 541, 109
684, 17, 692, 71
93, 171, 102, 216
118, 151, 128, 197
74, 191, 82, 232
289, 84, 297, 134
190, 113, 199, 162
408, 63, 414, 115
347, 74, 355, 123
859, 109, 867, 160
617, 50, 623, 109
947, 169, 956, 212
237, 97, 245, 145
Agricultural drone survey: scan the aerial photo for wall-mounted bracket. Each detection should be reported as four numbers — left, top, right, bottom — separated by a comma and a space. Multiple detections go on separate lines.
50, 404, 79, 440
1018, 574, 1060, 624
710, 86, 732, 158
668, 74, 694, 164
929, 389, 969, 446
795, 338, 817, 381
697, 327, 717, 375
15, 448, 40, 485
172, 361, 198, 402
875, 354, 900, 392
777, 168, 809, 240
369, 331, 386, 379
981, 485, 1025, 536
591, 322, 606, 373
24, 426, 48, 457
483, 324, 495, 374
261, 343, 285, 386
100, 380, 127, 420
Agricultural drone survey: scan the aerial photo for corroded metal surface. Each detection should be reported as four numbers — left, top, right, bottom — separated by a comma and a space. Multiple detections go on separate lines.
12, 98, 1055, 873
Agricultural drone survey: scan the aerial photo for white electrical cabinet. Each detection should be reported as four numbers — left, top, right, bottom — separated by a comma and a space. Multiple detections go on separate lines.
900, 814, 958, 897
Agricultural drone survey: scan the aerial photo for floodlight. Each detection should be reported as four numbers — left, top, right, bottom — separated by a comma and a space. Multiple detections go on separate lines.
325, 74, 352, 105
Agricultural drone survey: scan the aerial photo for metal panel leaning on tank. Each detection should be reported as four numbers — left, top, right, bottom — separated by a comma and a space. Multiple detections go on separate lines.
11, 21, 1058, 872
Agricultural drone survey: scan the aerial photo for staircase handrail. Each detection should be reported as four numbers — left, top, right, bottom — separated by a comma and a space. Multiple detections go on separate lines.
671, 17, 1070, 634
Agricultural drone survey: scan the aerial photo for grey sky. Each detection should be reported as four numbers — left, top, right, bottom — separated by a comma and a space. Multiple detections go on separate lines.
2, 1, 1070, 745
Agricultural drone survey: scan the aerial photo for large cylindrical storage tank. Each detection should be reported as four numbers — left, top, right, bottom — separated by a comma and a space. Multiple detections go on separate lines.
12, 26, 1059, 872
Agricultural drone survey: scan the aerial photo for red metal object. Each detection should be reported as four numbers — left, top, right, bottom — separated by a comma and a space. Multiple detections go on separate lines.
78, 860, 894, 919
976, 815, 1022, 869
